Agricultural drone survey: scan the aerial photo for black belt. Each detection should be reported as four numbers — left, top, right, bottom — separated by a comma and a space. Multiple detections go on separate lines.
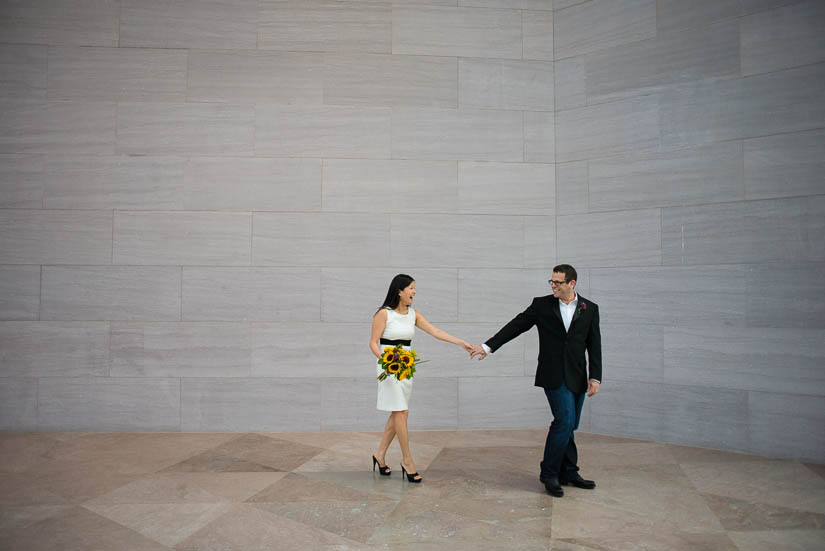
380, 338, 411, 346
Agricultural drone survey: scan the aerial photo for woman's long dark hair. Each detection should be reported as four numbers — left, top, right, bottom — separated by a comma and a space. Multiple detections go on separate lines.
377, 274, 415, 313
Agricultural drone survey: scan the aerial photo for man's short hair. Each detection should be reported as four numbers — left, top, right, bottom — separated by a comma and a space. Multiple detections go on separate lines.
552, 264, 577, 283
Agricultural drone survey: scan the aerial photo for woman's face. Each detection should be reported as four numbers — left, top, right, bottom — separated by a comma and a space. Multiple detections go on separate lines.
398, 282, 416, 307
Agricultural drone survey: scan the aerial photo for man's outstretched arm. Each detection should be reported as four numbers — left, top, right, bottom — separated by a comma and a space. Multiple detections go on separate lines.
470, 299, 540, 360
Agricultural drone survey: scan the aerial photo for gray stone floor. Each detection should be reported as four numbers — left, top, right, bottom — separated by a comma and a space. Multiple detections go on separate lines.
1, 430, 824, 550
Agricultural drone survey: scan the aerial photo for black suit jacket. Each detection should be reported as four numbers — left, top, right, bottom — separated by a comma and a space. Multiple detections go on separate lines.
485, 294, 602, 394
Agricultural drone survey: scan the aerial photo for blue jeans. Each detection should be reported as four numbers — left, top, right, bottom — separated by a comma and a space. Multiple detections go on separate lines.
540, 382, 585, 481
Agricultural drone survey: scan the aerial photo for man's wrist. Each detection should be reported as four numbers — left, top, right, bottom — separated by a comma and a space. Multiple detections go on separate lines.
481, 343, 491, 354
589, 379, 600, 383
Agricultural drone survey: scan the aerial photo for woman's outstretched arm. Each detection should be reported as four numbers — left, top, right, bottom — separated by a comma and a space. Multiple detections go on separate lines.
415, 311, 472, 352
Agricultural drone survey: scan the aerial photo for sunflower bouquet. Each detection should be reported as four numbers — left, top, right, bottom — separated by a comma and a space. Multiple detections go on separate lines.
377, 345, 427, 382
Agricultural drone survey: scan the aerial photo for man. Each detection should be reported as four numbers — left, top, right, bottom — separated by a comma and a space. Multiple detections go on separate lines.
470, 264, 601, 497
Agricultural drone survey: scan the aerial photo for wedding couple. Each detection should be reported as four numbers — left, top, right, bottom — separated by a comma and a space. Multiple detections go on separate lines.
369, 265, 602, 496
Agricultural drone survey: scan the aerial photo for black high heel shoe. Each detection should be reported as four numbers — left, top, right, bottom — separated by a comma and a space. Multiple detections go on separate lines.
372, 455, 391, 476
400, 463, 422, 483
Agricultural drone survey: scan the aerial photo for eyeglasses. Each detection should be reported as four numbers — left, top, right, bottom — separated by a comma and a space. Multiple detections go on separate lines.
548, 280, 567, 286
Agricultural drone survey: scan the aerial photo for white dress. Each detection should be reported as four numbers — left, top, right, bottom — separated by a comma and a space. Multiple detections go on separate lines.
376, 306, 416, 412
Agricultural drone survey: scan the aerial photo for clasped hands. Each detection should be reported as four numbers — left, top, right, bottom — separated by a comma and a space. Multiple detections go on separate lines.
460, 342, 487, 360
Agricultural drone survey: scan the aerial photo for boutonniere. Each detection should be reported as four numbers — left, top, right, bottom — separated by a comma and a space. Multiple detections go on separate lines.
576, 302, 587, 316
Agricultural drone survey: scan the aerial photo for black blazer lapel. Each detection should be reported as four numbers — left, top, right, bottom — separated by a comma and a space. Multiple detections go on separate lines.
551, 297, 562, 324
570, 295, 587, 328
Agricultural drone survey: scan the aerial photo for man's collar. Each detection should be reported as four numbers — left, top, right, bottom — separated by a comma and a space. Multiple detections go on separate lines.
560, 292, 578, 306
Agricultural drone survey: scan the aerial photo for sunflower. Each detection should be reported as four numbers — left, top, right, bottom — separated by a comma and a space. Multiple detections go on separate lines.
399, 369, 411, 381
381, 348, 395, 363
387, 363, 401, 374
399, 354, 413, 367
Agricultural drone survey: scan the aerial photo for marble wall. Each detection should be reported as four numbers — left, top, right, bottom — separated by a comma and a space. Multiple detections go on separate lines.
1, 0, 823, 462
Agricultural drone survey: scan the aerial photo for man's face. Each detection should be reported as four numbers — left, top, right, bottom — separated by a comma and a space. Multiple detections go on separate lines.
550, 272, 575, 299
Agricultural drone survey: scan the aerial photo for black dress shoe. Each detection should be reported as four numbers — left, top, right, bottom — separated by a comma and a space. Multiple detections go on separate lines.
559, 474, 595, 490
543, 478, 564, 497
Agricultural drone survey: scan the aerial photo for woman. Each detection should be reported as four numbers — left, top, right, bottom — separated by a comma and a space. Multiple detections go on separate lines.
370, 274, 472, 482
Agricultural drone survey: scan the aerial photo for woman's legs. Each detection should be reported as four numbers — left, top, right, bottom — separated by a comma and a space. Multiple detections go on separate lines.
374, 413, 396, 471
393, 410, 421, 480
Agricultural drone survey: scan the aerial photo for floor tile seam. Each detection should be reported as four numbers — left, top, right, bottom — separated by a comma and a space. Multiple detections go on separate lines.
81, 476, 253, 504
72, 502, 188, 549
554, 493, 720, 530
698, 489, 825, 522
246, 497, 398, 504
82, 499, 238, 507
236, 501, 369, 546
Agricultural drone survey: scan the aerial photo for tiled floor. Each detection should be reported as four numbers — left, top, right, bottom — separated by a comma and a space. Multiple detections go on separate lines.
1, 430, 824, 550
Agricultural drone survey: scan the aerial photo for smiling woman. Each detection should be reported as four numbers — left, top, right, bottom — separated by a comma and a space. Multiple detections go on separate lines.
368, 274, 473, 483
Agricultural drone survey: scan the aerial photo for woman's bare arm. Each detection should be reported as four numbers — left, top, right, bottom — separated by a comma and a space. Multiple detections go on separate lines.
370, 309, 388, 358
415, 311, 470, 349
